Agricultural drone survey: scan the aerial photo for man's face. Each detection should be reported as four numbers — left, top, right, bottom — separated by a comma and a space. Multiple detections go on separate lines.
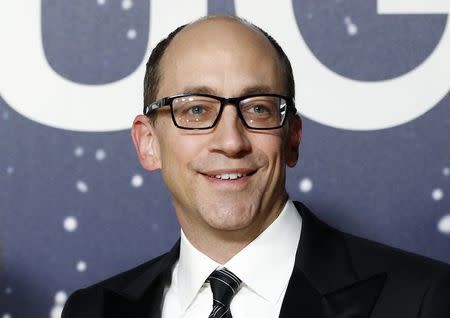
132, 18, 301, 239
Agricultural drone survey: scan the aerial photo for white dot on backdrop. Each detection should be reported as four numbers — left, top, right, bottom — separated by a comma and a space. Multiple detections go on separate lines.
4, 287, 12, 294
438, 215, 450, 234
299, 178, 313, 193
127, 29, 137, 39
347, 24, 358, 36
95, 149, 107, 161
131, 174, 143, 187
97, 0, 106, 5
63, 216, 78, 232
76, 180, 89, 193
74, 146, 84, 157
443, 167, 450, 177
55, 291, 67, 305
122, 0, 133, 10
6, 166, 14, 175
344, 16, 358, 36
432, 188, 444, 201
2, 313, 12, 318
76, 261, 87, 272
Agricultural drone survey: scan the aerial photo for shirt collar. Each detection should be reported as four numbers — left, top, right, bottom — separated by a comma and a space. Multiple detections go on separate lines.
178, 229, 221, 311
224, 200, 302, 303
177, 199, 302, 310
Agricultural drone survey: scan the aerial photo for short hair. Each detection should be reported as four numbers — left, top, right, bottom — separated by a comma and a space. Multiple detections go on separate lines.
143, 16, 295, 118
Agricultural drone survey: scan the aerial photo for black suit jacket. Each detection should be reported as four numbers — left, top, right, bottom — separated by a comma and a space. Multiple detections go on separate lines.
62, 202, 450, 317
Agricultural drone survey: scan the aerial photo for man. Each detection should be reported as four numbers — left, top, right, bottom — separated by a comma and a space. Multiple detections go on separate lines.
62, 16, 450, 318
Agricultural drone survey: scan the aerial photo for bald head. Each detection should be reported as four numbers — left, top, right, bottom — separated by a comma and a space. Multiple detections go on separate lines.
158, 17, 287, 99
170, 16, 276, 60
143, 16, 295, 109
172, 16, 267, 44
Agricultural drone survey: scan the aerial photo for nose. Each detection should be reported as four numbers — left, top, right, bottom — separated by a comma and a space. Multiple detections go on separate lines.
207, 105, 251, 157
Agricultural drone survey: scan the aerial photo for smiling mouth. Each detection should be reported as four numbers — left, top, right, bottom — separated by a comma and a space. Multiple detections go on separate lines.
213, 172, 246, 180
202, 170, 256, 181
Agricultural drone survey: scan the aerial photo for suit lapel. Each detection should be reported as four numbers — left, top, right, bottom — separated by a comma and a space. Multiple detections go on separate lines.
324, 273, 387, 318
278, 202, 386, 318
279, 268, 330, 318
101, 240, 180, 318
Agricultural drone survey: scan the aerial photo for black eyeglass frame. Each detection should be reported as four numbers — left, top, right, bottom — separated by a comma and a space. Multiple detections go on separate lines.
143, 93, 297, 130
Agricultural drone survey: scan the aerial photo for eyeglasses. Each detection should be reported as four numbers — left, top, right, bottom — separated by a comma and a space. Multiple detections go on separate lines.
144, 93, 296, 130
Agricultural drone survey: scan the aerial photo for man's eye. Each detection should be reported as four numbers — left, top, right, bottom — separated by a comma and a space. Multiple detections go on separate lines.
252, 105, 267, 113
189, 105, 204, 115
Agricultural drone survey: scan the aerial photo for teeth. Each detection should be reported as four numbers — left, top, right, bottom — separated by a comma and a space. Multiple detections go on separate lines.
214, 173, 245, 180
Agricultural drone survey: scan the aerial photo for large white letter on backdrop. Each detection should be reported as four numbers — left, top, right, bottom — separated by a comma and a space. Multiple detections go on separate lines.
0, 0, 206, 132
0, 0, 449, 131
237, 0, 450, 130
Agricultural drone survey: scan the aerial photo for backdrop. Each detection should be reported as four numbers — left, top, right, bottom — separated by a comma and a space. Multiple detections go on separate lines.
1, 1, 449, 317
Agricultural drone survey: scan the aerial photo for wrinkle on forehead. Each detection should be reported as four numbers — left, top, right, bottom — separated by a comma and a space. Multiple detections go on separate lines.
181, 85, 278, 97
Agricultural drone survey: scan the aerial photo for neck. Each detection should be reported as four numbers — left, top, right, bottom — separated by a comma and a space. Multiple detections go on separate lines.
178, 195, 288, 264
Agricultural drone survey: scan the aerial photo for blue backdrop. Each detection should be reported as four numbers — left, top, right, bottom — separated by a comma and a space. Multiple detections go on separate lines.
1, 1, 449, 317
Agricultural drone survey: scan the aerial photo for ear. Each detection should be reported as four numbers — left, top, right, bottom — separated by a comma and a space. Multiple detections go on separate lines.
286, 114, 302, 167
131, 115, 161, 171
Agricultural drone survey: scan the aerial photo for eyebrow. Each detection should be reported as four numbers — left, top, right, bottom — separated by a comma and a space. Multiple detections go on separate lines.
181, 85, 277, 97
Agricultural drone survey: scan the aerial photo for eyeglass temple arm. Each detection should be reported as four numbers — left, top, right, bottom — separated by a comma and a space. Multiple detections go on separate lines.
143, 98, 169, 115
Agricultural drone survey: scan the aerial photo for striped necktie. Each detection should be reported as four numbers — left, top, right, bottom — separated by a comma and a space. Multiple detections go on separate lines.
207, 268, 242, 318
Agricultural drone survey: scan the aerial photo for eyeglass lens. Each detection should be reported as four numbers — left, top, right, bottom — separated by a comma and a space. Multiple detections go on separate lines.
171, 95, 287, 129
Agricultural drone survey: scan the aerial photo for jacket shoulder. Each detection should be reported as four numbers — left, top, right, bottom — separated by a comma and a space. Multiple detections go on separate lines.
62, 252, 169, 318
342, 231, 450, 277
295, 201, 450, 317
342, 231, 450, 317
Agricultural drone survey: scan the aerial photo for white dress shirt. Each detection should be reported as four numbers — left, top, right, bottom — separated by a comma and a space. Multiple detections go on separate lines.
161, 200, 302, 318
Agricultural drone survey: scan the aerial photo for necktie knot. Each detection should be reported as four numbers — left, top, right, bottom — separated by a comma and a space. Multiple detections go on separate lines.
207, 268, 242, 317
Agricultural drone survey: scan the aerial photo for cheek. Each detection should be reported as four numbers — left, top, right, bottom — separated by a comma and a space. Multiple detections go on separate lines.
158, 134, 205, 172
253, 134, 285, 164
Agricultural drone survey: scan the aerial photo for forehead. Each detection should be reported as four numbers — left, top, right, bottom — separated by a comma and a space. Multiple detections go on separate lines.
157, 18, 285, 98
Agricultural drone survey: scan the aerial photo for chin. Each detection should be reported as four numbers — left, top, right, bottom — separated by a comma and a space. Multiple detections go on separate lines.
201, 203, 258, 232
